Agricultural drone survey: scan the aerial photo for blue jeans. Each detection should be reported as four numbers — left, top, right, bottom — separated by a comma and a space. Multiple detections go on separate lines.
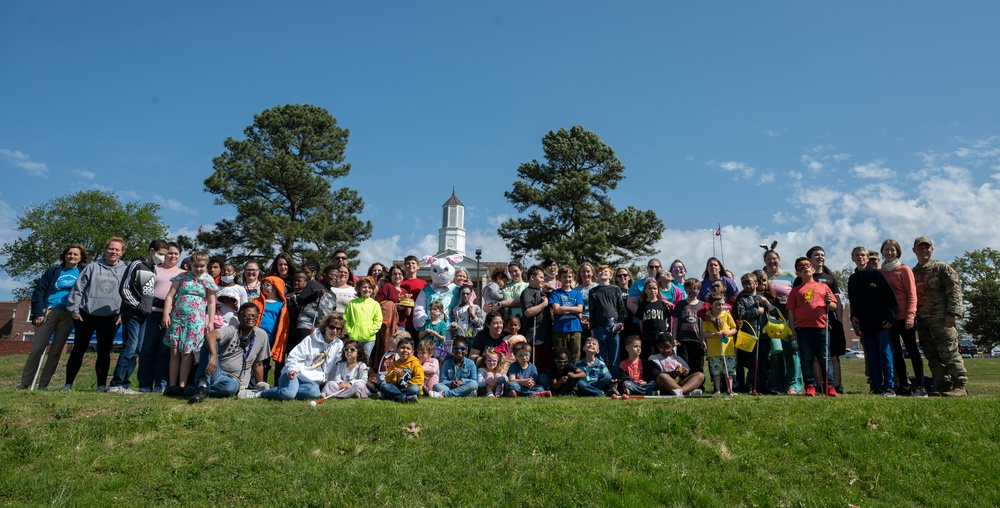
184, 346, 241, 397
508, 380, 544, 396
796, 327, 833, 387
110, 312, 145, 388
591, 325, 620, 376
379, 382, 420, 402
433, 380, 479, 397
260, 372, 322, 401
137, 311, 171, 391
621, 379, 657, 395
577, 370, 613, 396
863, 329, 895, 391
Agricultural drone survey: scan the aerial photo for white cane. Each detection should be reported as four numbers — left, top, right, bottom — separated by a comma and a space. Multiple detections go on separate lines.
30, 347, 46, 391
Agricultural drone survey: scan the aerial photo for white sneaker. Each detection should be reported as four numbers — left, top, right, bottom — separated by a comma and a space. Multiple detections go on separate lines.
108, 386, 138, 395
429, 391, 444, 399
254, 382, 270, 391
687, 389, 704, 397
96, 385, 107, 393
238, 389, 261, 399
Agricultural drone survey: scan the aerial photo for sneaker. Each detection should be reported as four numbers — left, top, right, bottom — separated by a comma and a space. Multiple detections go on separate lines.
835, 385, 844, 394
254, 382, 270, 391
509, 391, 519, 398
354, 391, 364, 399
61, 384, 73, 391
429, 391, 444, 399
688, 389, 704, 397
96, 385, 107, 393
533, 390, 552, 397
825, 385, 839, 397
911, 386, 929, 398
749, 390, 762, 396
608, 386, 620, 397
652, 390, 660, 396
188, 385, 210, 404
15, 385, 27, 390
941, 387, 968, 397
138, 387, 153, 393
804, 384, 817, 397
237, 389, 261, 399
37, 386, 48, 391
402, 395, 418, 403
108, 386, 138, 395
882, 389, 896, 397
487, 393, 496, 398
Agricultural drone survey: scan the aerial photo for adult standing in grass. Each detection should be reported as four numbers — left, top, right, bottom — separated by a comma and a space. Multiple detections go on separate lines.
329, 264, 357, 314
138, 242, 184, 392
847, 247, 899, 397
879, 239, 926, 396
697, 257, 739, 304
109, 239, 168, 395
911, 236, 968, 397
63, 237, 127, 392
763, 246, 803, 394
267, 252, 297, 294
242, 261, 262, 301
19, 243, 89, 390
188, 303, 271, 402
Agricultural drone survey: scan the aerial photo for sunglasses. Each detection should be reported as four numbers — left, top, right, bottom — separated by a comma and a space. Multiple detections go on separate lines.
555, 359, 569, 364
516, 353, 531, 358
334, 256, 348, 261
647, 265, 661, 270
344, 347, 358, 352
616, 273, 630, 278
452, 346, 469, 352
671, 266, 685, 272
326, 327, 343, 332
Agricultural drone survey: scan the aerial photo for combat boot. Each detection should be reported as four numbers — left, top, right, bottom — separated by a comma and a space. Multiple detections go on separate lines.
942, 385, 968, 397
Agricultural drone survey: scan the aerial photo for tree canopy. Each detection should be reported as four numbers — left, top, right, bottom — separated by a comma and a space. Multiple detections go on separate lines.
0, 190, 168, 297
951, 248, 1000, 353
497, 126, 663, 267
201, 104, 372, 266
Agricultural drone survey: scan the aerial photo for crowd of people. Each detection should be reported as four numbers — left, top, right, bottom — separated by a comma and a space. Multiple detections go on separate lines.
17, 234, 969, 402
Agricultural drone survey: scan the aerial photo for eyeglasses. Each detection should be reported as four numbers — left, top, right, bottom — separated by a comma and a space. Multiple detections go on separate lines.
452, 346, 468, 351
647, 265, 661, 270
334, 256, 348, 261
344, 347, 358, 352
516, 353, 531, 358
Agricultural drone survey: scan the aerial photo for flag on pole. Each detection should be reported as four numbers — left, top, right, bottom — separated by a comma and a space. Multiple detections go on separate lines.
197, 223, 204, 235
715, 226, 721, 237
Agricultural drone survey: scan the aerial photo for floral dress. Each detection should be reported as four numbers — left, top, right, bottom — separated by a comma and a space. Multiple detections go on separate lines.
164, 272, 218, 354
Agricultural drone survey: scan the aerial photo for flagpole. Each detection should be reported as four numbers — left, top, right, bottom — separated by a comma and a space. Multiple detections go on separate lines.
712, 229, 717, 258
718, 223, 726, 266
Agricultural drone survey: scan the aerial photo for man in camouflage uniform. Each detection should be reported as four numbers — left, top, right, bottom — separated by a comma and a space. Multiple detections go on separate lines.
911, 236, 967, 397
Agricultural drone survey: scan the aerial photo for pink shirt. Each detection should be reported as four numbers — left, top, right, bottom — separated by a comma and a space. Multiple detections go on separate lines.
880, 265, 917, 323
153, 265, 185, 311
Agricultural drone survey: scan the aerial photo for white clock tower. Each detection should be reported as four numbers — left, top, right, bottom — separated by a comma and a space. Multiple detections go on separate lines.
438, 188, 466, 256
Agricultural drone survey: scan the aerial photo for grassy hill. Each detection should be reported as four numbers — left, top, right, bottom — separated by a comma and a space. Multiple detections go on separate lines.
2, 355, 999, 507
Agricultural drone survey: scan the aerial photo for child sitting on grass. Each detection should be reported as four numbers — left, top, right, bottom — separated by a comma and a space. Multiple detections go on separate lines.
429, 337, 479, 398
576, 336, 616, 396
647, 333, 705, 397
416, 339, 440, 396
545, 346, 587, 396
703, 295, 737, 395
378, 337, 423, 403
618, 335, 658, 395
506, 342, 548, 397
321, 339, 370, 399
368, 331, 403, 396
477, 349, 508, 397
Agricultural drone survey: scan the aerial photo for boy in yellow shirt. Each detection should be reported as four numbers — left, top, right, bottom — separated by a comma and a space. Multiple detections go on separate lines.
379, 337, 424, 403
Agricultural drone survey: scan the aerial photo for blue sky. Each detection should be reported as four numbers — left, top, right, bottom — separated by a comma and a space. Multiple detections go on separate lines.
3, 2, 999, 299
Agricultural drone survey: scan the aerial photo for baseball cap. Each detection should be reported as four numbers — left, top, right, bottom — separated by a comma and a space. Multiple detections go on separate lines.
913, 236, 933, 248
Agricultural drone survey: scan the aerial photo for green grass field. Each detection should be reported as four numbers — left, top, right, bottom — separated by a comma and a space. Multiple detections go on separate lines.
2, 354, 999, 507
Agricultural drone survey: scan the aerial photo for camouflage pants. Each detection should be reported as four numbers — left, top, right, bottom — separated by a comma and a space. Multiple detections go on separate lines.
915, 316, 968, 388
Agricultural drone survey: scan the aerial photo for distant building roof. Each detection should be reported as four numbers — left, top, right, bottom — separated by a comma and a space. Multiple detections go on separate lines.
443, 187, 463, 207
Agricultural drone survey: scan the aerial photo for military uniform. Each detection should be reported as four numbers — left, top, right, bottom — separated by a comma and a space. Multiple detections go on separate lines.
912, 257, 967, 392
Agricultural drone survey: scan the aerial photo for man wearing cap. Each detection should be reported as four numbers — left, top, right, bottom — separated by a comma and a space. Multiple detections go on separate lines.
911, 236, 967, 397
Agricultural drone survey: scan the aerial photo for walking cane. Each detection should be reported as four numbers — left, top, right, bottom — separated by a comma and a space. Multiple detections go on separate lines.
30, 347, 47, 391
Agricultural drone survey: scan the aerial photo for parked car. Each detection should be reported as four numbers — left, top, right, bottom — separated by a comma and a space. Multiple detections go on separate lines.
841, 349, 865, 359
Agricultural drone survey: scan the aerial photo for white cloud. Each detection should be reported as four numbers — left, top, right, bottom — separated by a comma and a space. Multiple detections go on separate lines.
0, 148, 48, 177
850, 159, 896, 179
759, 172, 775, 184
832, 153, 851, 161
71, 168, 96, 180
91, 184, 114, 192
486, 214, 509, 228
719, 161, 756, 179
800, 154, 823, 173
153, 195, 197, 215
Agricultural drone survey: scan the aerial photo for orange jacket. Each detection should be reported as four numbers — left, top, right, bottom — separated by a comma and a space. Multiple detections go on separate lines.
254, 276, 291, 363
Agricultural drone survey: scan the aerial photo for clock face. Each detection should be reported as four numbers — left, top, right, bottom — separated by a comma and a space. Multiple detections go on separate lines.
447, 239, 456, 248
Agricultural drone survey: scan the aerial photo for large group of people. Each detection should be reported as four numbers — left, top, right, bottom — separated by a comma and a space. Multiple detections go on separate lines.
18, 233, 969, 402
